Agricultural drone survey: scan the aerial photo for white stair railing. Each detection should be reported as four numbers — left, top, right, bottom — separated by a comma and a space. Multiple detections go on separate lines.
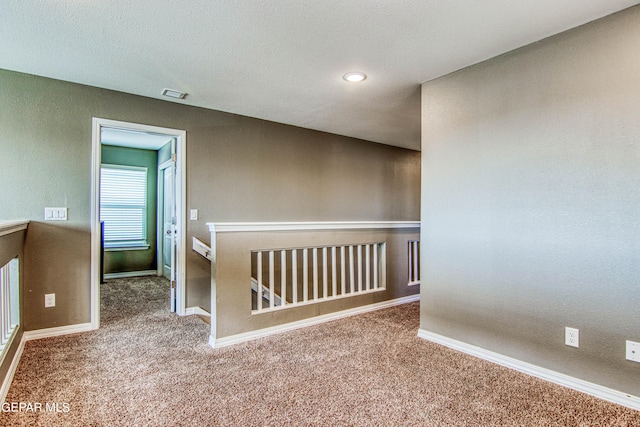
252, 242, 385, 313
0, 258, 19, 356
408, 240, 420, 286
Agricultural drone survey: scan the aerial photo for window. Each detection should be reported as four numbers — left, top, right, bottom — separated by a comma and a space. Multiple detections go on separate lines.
100, 165, 149, 249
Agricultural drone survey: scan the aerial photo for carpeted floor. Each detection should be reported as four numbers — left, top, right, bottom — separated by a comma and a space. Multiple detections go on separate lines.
3, 276, 639, 426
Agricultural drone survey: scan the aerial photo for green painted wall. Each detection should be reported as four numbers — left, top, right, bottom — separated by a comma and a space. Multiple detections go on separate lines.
158, 141, 172, 165
101, 145, 158, 274
420, 6, 640, 396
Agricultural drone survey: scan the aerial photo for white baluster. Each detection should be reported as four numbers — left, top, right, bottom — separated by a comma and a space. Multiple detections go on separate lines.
256, 251, 263, 312
341, 246, 346, 295
313, 247, 318, 300
303, 248, 309, 302
269, 251, 275, 309
349, 245, 355, 294
292, 249, 298, 304
408, 241, 413, 283
373, 243, 378, 289
365, 244, 371, 291
331, 246, 337, 297
322, 247, 328, 299
357, 244, 362, 292
281, 250, 287, 307
413, 241, 419, 283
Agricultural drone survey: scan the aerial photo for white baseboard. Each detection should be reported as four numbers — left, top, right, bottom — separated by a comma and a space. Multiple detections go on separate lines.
185, 306, 210, 317
211, 294, 420, 348
23, 323, 94, 341
103, 270, 158, 279
417, 329, 640, 412
0, 335, 25, 403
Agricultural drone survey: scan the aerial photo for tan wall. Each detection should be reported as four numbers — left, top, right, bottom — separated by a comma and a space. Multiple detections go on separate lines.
0, 228, 26, 387
420, 6, 640, 396
0, 69, 421, 330
213, 227, 419, 339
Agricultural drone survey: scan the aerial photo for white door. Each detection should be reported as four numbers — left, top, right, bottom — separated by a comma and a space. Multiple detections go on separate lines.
161, 140, 177, 312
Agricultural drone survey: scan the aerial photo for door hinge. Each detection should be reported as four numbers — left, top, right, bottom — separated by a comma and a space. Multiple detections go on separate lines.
171, 153, 177, 162
171, 280, 176, 289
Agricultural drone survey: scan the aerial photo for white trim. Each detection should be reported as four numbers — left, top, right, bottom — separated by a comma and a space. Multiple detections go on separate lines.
252, 287, 385, 315
103, 270, 158, 280
0, 334, 25, 403
156, 164, 163, 277
23, 323, 93, 341
185, 306, 210, 317
158, 159, 174, 170
408, 281, 420, 286
417, 329, 640, 412
175, 130, 187, 317
91, 118, 102, 329
91, 118, 188, 331
157, 158, 175, 277
192, 237, 212, 261
104, 245, 150, 251
0, 221, 28, 237
207, 221, 420, 233
101, 163, 148, 171
211, 294, 419, 348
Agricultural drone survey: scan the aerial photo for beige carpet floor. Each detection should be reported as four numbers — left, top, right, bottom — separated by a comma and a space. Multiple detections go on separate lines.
3, 276, 639, 426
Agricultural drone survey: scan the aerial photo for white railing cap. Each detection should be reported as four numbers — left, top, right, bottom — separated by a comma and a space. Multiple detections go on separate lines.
0, 220, 29, 237
207, 221, 420, 233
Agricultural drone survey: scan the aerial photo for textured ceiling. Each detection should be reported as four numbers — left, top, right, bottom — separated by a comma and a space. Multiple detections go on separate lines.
1, 0, 638, 150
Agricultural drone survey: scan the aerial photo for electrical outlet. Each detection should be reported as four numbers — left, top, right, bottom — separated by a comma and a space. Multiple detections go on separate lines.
45, 293, 55, 308
626, 340, 640, 363
565, 327, 579, 348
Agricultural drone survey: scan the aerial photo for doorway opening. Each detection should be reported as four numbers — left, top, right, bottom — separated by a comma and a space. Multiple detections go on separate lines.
91, 118, 187, 329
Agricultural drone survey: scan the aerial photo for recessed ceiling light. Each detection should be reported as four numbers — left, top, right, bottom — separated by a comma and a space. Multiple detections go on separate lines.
161, 88, 187, 99
343, 72, 367, 83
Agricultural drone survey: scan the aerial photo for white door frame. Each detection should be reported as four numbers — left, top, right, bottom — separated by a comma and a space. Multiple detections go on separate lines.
90, 117, 187, 329
157, 159, 175, 278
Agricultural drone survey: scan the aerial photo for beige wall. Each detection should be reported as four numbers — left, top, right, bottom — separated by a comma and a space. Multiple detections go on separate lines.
421, 6, 640, 396
213, 227, 419, 339
0, 69, 421, 329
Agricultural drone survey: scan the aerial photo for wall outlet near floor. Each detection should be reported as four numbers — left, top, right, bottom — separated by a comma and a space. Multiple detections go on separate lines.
626, 340, 640, 363
565, 327, 579, 348
45, 293, 56, 308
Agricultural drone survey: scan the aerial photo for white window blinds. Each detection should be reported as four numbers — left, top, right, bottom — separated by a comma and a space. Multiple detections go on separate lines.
100, 165, 148, 248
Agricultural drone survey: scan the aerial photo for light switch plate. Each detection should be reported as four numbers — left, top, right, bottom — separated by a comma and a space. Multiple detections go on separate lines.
190, 209, 198, 220
44, 207, 67, 221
